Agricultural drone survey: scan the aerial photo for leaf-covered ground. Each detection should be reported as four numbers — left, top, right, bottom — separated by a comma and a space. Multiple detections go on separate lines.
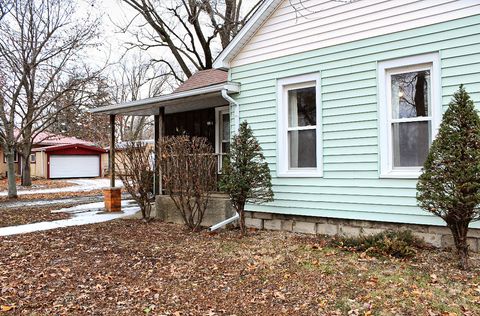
0, 189, 104, 202
0, 204, 75, 228
1, 220, 479, 315
0, 179, 73, 192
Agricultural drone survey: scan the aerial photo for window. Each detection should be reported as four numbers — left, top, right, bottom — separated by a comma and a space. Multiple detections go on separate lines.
30, 154, 36, 163
277, 73, 322, 177
3, 151, 18, 163
378, 53, 441, 178
215, 106, 230, 172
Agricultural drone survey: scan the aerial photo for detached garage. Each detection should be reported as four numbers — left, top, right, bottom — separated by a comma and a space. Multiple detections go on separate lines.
32, 144, 108, 179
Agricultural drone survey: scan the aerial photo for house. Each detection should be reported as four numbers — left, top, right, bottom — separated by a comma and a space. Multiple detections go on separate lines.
93, 0, 480, 248
108, 139, 155, 175
0, 132, 108, 179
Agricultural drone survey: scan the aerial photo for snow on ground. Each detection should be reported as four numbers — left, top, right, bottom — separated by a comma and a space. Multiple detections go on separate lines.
0, 178, 123, 197
0, 200, 139, 236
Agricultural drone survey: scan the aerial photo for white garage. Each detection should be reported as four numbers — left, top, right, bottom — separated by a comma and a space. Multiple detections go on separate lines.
49, 155, 100, 179
36, 143, 107, 179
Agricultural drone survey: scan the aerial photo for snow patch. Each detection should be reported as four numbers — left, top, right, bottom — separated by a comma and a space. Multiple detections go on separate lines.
0, 200, 139, 236
0, 178, 123, 196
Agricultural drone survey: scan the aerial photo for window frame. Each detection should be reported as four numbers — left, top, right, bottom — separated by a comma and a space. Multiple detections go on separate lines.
215, 105, 230, 172
378, 53, 441, 178
277, 72, 323, 178
3, 150, 18, 163
30, 153, 36, 163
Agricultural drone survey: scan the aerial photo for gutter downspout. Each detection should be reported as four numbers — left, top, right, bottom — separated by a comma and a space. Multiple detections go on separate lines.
208, 212, 239, 232
221, 89, 240, 132
209, 88, 240, 232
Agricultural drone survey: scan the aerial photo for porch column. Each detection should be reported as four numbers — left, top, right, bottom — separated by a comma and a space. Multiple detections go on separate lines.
154, 107, 165, 195
109, 114, 115, 188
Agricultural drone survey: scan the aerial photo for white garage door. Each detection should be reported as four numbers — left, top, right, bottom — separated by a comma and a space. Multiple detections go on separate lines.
50, 155, 100, 178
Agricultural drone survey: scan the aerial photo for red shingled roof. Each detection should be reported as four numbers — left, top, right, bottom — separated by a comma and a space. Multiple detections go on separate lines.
32, 132, 95, 146
174, 69, 228, 93
14, 130, 95, 146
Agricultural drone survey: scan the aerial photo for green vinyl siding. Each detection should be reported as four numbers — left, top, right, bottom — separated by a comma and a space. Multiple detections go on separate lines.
230, 15, 480, 227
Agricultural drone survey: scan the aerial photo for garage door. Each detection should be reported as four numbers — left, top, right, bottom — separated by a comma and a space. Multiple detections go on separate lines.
50, 155, 100, 178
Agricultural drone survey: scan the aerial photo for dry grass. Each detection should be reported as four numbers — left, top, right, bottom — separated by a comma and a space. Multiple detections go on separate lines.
1, 220, 479, 315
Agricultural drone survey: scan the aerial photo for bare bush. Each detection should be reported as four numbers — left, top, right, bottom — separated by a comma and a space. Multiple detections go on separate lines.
160, 136, 216, 231
115, 141, 155, 221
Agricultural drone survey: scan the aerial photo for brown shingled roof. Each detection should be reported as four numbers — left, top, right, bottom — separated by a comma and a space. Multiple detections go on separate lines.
174, 69, 228, 93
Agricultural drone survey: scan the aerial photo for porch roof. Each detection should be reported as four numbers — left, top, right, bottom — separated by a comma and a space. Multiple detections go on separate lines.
91, 71, 240, 116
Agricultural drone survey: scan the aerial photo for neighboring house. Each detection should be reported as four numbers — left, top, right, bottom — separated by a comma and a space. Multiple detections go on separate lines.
93, 0, 480, 246
108, 140, 155, 175
0, 132, 108, 179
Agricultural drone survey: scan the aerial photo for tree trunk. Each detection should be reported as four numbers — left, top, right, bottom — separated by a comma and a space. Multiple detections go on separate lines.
21, 153, 31, 186
449, 222, 469, 270
5, 150, 17, 198
238, 201, 246, 236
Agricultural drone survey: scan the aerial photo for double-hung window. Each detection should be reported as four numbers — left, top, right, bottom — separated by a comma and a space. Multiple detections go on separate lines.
378, 53, 441, 178
277, 73, 322, 177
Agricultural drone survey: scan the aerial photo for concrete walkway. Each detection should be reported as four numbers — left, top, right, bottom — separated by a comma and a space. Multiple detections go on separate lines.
0, 200, 140, 236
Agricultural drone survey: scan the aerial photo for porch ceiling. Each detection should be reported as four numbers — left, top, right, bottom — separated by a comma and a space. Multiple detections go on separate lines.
90, 82, 240, 116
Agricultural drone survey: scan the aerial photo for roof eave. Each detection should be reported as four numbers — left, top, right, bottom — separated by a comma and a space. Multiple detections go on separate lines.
212, 0, 281, 69
91, 81, 240, 115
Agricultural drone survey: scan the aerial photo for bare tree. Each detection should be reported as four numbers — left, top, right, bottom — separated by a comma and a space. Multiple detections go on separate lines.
48, 77, 112, 147
116, 140, 155, 221
111, 54, 169, 141
0, 0, 102, 192
120, 0, 262, 81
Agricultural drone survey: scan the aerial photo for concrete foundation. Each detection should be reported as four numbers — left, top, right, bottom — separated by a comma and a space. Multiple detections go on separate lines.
155, 193, 235, 228
244, 211, 480, 252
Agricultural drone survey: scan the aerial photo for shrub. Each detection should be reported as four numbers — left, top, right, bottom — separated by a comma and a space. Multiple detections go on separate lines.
417, 85, 480, 269
115, 141, 155, 221
160, 136, 216, 231
332, 230, 422, 258
219, 121, 274, 235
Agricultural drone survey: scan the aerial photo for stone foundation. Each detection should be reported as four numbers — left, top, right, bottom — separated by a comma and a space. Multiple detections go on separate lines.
103, 188, 122, 212
155, 193, 235, 227
245, 211, 480, 252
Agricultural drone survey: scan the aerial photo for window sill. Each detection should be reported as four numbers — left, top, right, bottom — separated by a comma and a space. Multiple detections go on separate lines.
277, 169, 323, 178
379, 170, 422, 179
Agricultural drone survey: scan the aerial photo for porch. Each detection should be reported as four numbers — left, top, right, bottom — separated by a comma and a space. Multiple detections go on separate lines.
91, 69, 240, 197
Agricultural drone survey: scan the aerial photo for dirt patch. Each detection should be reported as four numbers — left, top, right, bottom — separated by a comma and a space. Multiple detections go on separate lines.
0, 204, 75, 228
0, 178, 74, 192
0, 221, 479, 315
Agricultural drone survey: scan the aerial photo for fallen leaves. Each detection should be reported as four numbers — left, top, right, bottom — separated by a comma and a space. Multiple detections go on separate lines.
0, 204, 74, 227
0, 220, 479, 315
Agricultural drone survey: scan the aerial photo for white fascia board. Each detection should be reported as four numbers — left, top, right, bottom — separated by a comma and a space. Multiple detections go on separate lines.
90, 82, 240, 115
213, 0, 281, 69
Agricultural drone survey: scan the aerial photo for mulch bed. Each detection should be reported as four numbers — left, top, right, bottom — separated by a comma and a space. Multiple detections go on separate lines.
1, 220, 479, 315
0, 179, 73, 192
0, 204, 75, 228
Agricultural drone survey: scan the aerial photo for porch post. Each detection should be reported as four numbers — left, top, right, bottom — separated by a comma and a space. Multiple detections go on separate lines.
154, 107, 165, 195
109, 114, 115, 188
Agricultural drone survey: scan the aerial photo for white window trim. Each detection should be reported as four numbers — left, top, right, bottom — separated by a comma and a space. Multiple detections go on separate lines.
378, 52, 441, 179
277, 72, 323, 177
215, 106, 229, 172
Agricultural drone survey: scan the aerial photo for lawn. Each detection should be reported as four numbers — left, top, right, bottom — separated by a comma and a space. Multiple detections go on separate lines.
0, 178, 73, 192
1, 220, 479, 315
0, 204, 75, 228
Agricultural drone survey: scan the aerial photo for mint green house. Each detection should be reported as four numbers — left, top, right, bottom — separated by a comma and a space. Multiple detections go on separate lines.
212, 0, 480, 241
